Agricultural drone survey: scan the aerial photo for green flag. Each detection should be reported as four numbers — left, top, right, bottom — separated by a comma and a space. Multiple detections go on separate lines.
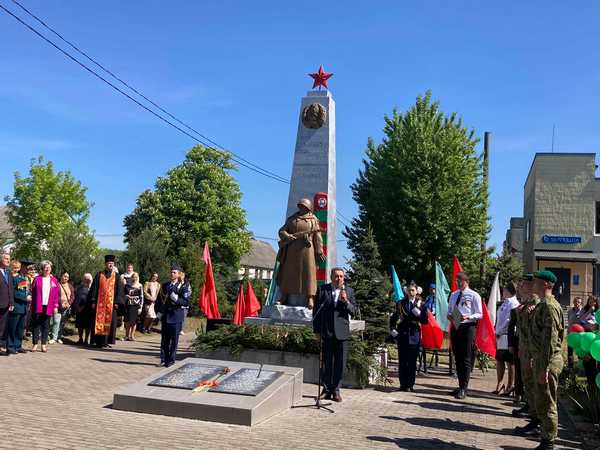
435, 261, 450, 331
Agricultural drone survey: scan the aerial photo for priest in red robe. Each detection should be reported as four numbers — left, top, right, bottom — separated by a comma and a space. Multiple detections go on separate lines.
87, 255, 124, 348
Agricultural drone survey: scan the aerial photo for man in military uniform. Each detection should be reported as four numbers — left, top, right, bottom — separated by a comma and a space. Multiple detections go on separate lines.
514, 274, 541, 434
528, 270, 565, 450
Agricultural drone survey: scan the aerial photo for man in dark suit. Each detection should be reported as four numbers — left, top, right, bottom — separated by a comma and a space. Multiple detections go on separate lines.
156, 265, 190, 367
0, 252, 15, 354
313, 267, 357, 402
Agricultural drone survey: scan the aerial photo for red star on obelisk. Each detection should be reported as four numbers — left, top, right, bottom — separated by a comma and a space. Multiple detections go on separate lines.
308, 65, 333, 90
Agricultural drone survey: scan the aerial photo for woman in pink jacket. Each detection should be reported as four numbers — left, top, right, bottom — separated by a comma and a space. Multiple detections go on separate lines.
31, 260, 60, 352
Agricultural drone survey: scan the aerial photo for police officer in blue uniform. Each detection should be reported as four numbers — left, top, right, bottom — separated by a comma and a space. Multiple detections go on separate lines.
156, 265, 190, 367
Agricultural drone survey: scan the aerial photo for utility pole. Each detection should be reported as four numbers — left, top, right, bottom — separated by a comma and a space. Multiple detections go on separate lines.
480, 132, 490, 285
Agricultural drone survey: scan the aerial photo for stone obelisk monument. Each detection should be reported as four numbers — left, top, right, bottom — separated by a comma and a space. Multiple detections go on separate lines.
285, 65, 337, 274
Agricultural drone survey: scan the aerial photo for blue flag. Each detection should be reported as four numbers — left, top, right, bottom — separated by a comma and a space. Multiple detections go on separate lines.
435, 261, 450, 331
391, 265, 404, 302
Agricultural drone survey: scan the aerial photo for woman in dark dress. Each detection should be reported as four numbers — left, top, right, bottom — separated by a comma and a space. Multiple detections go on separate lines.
124, 273, 143, 341
75, 273, 93, 345
390, 283, 428, 391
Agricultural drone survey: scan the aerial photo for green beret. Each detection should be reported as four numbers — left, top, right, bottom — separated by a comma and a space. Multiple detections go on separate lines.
533, 270, 557, 284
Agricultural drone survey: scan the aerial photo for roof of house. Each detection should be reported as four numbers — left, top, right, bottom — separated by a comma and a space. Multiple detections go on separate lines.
240, 239, 276, 269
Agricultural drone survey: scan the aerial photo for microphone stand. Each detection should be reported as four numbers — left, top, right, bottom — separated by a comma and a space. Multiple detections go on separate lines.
293, 294, 334, 414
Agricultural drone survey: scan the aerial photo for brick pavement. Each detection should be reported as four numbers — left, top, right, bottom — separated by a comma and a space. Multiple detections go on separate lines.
0, 335, 583, 450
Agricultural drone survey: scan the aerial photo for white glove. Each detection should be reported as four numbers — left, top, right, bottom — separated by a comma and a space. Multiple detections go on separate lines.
391, 329, 399, 338
169, 292, 179, 302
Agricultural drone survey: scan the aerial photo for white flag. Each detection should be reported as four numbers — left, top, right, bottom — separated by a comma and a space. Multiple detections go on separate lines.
488, 272, 500, 326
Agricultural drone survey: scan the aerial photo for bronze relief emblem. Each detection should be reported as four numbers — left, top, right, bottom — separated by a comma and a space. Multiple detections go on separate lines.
301, 103, 326, 129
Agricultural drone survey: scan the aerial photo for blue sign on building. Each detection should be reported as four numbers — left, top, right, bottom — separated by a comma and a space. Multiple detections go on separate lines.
542, 235, 582, 244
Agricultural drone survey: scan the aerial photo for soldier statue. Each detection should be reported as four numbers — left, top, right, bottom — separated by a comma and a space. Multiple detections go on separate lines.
276, 198, 325, 309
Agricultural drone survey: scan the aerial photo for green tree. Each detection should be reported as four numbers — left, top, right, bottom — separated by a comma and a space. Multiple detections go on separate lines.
346, 225, 392, 353
347, 92, 489, 286
122, 228, 170, 283
43, 222, 101, 285
480, 244, 524, 298
5, 157, 93, 260
123, 145, 251, 271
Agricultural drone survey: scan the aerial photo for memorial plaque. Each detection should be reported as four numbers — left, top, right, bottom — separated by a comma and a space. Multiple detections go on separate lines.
210, 368, 283, 396
148, 363, 228, 390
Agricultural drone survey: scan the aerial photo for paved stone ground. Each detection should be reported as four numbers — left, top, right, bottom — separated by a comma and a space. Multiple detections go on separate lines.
0, 334, 583, 450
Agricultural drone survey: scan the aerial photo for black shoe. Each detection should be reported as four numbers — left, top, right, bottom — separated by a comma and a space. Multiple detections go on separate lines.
514, 420, 540, 436
408, 387, 414, 392
398, 386, 408, 392
455, 389, 466, 399
17, 349, 26, 354
512, 404, 529, 418
319, 390, 332, 400
449, 388, 460, 396
534, 439, 554, 450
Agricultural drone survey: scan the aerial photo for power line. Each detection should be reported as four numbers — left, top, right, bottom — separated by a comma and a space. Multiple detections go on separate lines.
1, 2, 358, 221
0, 1, 288, 184
10, 0, 288, 184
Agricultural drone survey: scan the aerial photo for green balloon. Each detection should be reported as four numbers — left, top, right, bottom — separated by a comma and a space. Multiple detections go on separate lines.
576, 346, 589, 358
577, 360, 584, 370
596, 309, 600, 324
581, 332, 596, 352
592, 340, 600, 361
568, 332, 582, 349
596, 373, 600, 389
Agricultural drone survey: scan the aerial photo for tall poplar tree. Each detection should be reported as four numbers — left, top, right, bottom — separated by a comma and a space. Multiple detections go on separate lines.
346, 92, 489, 287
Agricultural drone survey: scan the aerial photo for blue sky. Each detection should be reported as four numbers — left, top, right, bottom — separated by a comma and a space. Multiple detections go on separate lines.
1, 1, 600, 265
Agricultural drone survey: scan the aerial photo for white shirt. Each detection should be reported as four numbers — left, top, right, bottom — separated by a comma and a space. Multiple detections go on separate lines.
495, 296, 519, 350
42, 276, 51, 306
448, 287, 483, 324
333, 288, 341, 305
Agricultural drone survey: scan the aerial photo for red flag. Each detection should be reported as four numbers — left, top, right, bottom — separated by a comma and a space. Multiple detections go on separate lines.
244, 281, 261, 318
232, 283, 246, 325
199, 242, 221, 319
421, 310, 443, 350
475, 301, 496, 358
451, 256, 463, 292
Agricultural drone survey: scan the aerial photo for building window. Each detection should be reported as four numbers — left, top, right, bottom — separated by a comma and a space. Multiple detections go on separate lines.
596, 201, 600, 234
526, 219, 531, 242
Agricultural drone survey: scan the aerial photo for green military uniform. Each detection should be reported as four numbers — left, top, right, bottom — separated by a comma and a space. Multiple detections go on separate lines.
528, 272, 565, 446
517, 293, 540, 416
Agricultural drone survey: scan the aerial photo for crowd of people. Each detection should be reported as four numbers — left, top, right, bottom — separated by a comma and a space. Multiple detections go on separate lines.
0, 253, 191, 367
567, 294, 599, 387
389, 270, 565, 450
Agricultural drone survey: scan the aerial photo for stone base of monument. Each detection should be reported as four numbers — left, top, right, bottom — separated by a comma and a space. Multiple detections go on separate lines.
250, 304, 366, 332
112, 358, 303, 426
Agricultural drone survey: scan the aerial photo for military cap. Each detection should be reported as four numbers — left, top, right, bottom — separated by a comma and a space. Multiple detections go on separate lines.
533, 270, 557, 284
104, 254, 116, 263
20, 259, 34, 266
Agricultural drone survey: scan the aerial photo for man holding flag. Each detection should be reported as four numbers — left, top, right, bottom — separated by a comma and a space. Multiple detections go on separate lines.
447, 271, 482, 399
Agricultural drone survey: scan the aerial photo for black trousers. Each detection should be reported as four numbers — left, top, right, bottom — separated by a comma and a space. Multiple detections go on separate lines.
322, 335, 347, 393
398, 342, 419, 388
0, 306, 9, 343
32, 308, 50, 345
451, 322, 476, 390
161, 321, 182, 365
